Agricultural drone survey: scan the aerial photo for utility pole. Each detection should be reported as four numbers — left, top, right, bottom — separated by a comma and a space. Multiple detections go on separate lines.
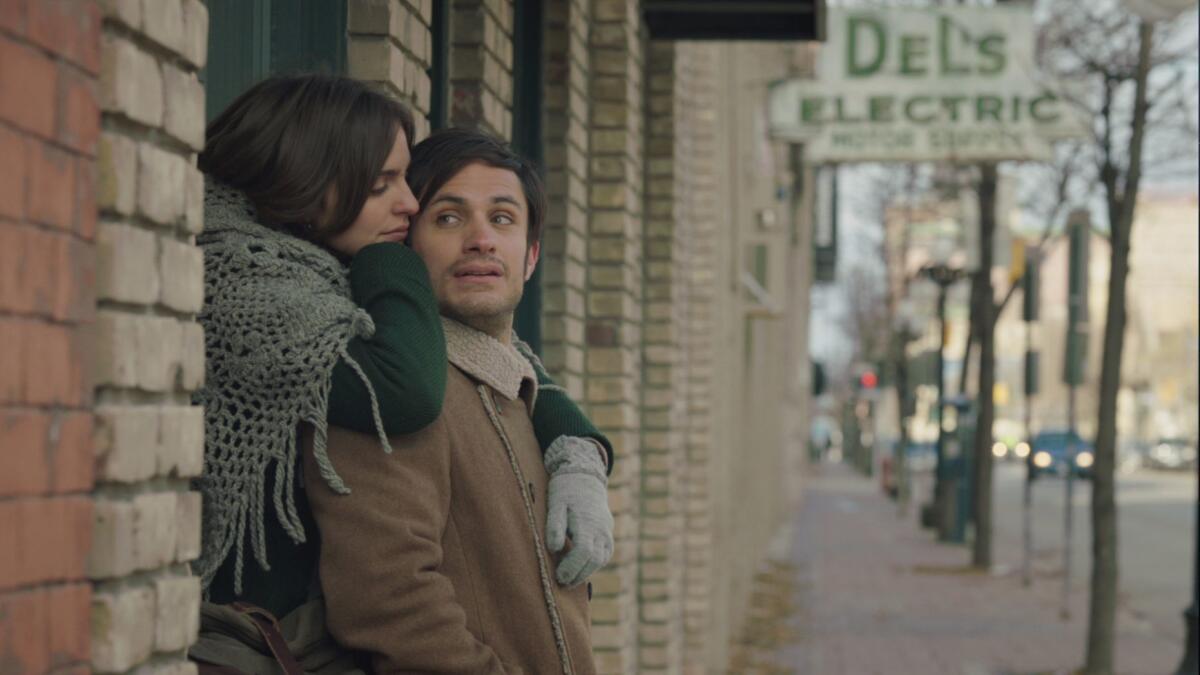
1021, 249, 1040, 588
1062, 209, 1090, 620
971, 162, 998, 568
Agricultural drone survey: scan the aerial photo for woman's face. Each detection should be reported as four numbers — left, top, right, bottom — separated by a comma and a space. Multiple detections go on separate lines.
324, 130, 419, 258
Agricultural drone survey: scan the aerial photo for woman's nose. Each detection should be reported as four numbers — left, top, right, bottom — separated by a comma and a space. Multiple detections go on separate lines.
394, 181, 419, 215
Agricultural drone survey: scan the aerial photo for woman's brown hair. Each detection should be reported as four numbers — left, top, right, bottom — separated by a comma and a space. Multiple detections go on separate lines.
199, 73, 415, 241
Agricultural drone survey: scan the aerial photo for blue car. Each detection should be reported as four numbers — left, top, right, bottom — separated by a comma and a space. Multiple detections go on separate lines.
1029, 429, 1094, 478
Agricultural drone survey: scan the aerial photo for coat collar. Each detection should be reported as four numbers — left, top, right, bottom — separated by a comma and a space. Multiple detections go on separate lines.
442, 317, 537, 413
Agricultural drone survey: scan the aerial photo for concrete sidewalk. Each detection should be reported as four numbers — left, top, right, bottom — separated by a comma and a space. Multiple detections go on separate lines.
729, 462, 1183, 675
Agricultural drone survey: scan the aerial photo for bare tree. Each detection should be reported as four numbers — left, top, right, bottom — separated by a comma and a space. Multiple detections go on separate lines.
838, 264, 892, 364
1038, 1, 1199, 672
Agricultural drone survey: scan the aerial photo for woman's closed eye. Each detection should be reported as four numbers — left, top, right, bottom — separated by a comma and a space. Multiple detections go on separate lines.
369, 180, 389, 196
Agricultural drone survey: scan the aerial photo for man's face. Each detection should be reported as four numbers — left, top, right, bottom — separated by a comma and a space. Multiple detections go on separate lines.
410, 162, 539, 340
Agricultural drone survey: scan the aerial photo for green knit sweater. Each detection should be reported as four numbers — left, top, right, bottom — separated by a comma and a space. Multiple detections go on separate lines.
208, 242, 612, 615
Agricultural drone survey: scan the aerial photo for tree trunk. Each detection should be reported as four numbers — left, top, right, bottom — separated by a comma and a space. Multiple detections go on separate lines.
1085, 21, 1154, 675
1086, 203, 1127, 675
971, 163, 997, 569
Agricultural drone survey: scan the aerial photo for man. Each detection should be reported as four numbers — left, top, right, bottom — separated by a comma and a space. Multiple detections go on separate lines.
304, 129, 608, 674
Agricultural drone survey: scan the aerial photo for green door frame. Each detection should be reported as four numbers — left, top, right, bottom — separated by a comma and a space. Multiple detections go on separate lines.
204, 0, 348, 122
511, 0, 545, 354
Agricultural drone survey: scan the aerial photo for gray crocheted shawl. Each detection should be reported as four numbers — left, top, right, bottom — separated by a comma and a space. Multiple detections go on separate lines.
193, 181, 390, 593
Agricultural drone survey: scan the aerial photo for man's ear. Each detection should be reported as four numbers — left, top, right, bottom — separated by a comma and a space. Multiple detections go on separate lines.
524, 240, 541, 281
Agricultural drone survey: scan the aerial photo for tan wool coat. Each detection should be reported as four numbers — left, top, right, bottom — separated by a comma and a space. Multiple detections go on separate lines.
304, 318, 595, 675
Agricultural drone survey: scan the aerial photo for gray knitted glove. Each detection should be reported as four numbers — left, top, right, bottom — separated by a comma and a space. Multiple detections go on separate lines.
545, 436, 614, 587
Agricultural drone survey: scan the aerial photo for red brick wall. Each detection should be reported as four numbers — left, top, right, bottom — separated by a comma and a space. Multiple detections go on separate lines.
0, 2, 100, 674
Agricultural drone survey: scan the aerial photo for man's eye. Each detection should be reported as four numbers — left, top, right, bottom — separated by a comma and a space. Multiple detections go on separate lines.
436, 213, 461, 226
492, 213, 515, 225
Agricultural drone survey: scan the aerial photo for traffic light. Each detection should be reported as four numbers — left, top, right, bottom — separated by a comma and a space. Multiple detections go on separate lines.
812, 360, 827, 397
1064, 210, 1090, 386
859, 370, 878, 390
1023, 249, 1039, 322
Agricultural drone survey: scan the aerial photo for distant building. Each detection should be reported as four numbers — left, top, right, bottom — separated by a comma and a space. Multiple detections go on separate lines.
994, 192, 1199, 440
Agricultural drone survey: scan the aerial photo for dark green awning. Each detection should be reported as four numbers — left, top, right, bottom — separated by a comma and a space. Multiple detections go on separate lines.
643, 1, 825, 41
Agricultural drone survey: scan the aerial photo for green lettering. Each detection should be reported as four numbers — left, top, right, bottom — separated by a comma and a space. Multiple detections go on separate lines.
938, 15, 970, 76
899, 35, 929, 75
1012, 96, 1022, 122
978, 34, 1006, 75
847, 15, 886, 77
941, 96, 967, 122
869, 96, 895, 122
976, 96, 1003, 122
834, 97, 863, 123
1030, 93, 1062, 123
904, 96, 936, 123
801, 97, 825, 124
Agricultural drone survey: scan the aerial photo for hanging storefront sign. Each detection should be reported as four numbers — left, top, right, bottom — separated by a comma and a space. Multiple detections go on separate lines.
768, 5, 1086, 163
813, 165, 838, 283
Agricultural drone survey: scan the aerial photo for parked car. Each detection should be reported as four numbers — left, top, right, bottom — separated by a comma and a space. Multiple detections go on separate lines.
1029, 429, 1094, 478
992, 419, 1023, 462
1144, 437, 1198, 471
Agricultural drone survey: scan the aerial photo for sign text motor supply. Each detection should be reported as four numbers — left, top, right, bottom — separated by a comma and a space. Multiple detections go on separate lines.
768, 6, 1085, 163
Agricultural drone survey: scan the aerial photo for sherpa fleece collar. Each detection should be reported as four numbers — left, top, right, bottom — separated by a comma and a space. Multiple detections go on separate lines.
442, 317, 538, 413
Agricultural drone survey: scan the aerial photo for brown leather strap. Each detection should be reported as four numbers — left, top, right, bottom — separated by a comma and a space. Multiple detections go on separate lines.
230, 602, 305, 675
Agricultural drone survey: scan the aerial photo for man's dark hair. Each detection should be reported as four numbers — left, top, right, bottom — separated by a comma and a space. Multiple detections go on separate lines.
199, 73, 415, 241
407, 129, 546, 246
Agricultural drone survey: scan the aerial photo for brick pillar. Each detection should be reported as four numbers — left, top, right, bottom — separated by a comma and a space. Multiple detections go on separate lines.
674, 43, 720, 674
88, 1, 208, 672
347, 0, 434, 141
585, 1, 644, 672
0, 3, 100, 673
539, 0, 592, 401
449, 0, 514, 138
637, 40, 686, 675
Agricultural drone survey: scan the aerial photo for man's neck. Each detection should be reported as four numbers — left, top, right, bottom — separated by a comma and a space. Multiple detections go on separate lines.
445, 312, 513, 345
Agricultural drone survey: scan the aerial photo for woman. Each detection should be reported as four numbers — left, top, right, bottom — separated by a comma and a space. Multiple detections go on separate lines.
192, 74, 613, 622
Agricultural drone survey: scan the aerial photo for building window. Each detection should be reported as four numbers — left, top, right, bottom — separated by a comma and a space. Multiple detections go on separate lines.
204, 0, 347, 122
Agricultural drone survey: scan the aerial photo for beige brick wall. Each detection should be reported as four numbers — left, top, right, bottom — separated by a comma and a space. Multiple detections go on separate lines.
338, 9, 814, 674
638, 40, 688, 675
449, 0, 514, 138
347, 0, 435, 141
540, 0, 592, 402
673, 41, 720, 675
584, 1, 644, 672
90, 0, 208, 671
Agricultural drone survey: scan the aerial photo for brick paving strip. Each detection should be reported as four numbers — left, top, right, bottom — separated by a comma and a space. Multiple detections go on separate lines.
728, 463, 1179, 675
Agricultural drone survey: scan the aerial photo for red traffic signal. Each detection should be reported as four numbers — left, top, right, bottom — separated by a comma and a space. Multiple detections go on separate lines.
859, 371, 878, 389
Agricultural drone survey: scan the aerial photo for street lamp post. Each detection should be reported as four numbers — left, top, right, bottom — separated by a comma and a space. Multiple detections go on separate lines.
920, 263, 967, 539
1178, 489, 1198, 674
